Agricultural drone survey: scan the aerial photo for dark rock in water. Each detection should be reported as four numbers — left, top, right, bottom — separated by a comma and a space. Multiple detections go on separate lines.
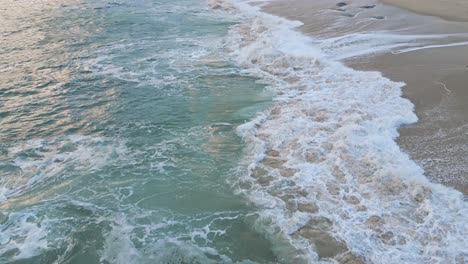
341, 13, 355, 18
336, 2, 348, 7
372, 16, 385, 19
360, 5, 376, 9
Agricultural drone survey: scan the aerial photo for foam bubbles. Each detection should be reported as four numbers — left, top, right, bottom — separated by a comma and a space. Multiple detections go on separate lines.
100, 213, 141, 264
0, 135, 126, 206
0, 212, 48, 260
214, 0, 468, 262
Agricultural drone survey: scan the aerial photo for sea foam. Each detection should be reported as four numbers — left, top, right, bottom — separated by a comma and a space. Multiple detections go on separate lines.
211, 0, 468, 263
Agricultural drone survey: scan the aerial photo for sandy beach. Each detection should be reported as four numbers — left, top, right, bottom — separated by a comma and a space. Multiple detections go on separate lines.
238, 0, 468, 261
365, 44, 468, 194
265, 0, 468, 194
356, 1, 468, 193
383, 0, 468, 22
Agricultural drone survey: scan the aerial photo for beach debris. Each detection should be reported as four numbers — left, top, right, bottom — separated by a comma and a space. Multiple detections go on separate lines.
336, 2, 348, 7
360, 5, 376, 9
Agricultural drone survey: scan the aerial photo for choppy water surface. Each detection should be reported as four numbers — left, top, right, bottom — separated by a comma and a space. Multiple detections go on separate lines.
2, 0, 468, 263
0, 0, 275, 263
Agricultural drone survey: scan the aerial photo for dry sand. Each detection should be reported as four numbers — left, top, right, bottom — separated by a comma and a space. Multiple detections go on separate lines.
383, 0, 468, 22
264, 0, 468, 194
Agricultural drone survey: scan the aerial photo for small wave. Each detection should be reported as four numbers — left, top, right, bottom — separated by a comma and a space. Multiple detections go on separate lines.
0, 135, 127, 206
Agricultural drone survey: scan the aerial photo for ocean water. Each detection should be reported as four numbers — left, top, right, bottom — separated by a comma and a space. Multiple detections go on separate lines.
0, 0, 275, 263
0, 0, 467, 264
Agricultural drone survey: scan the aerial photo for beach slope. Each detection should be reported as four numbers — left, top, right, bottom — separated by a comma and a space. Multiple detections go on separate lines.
383, 0, 468, 21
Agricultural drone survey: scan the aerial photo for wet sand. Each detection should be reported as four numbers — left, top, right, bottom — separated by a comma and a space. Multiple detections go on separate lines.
382, 0, 468, 195
264, 0, 468, 194
359, 46, 468, 194
383, 0, 468, 22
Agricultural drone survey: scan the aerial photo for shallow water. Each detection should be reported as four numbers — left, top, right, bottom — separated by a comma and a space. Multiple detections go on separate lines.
0, 0, 276, 263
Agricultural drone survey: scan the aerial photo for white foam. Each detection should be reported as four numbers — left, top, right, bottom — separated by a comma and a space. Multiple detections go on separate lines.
0, 135, 127, 205
0, 212, 48, 260
393, 40, 468, 54
313, 32, 468, 60
212, 0, 468, 262
97, 210, 250, 264
100, 213, 141, 264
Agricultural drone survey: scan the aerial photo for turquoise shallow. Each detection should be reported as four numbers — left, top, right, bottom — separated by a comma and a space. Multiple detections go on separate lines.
0, 0, 275, 263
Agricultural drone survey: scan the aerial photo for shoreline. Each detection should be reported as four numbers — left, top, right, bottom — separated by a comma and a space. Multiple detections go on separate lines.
354, 45, 468, 194
216, 0, 468, 262
264, 0, 468, 194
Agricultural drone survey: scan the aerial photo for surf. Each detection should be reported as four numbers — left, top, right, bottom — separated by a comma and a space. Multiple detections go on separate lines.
211, 0, 468, 263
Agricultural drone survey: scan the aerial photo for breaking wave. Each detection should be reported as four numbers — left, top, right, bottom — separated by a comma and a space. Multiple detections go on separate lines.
211, 1, 468, 263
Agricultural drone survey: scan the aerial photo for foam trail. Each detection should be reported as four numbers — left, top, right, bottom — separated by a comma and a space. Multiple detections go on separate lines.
317, 32, 468, 60
393, 40, 468, 54
211, 0, 468, 263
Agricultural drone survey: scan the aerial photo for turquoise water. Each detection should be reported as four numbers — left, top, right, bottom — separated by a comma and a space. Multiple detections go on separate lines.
0, 0, 276, 263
